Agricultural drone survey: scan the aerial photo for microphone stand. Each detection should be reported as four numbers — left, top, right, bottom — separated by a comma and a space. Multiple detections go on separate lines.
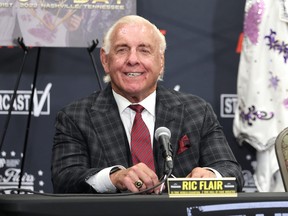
18, 45, 42, 193
87, 39, 103, 90
0, 38, 41, 193
0, 38, 28, 152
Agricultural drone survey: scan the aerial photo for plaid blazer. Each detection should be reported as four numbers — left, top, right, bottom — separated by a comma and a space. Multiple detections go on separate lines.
51, 83, 244, 193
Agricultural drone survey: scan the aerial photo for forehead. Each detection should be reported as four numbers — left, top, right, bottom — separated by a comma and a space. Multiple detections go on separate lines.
111, 22, 158, 47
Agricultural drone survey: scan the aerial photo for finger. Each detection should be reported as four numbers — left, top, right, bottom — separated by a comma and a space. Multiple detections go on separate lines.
134, 179, 145, 190
189, 168, 216, 178
119, 166, 149, 192
133, 163, 160, 193
124, 170, 144, 192
190, 173, 202, 178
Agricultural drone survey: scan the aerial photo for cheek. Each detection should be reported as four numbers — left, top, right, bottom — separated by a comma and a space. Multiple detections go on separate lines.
114, 58, 124, 65
105, 60, 118, 74
151, 60, 163, 73
110, 56, 126, 69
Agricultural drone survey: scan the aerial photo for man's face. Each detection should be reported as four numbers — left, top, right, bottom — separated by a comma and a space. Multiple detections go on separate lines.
101, 22, 164, 103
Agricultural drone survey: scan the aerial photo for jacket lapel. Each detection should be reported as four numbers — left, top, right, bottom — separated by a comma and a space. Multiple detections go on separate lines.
89, 85, 131, 168
154, 85, 184, 177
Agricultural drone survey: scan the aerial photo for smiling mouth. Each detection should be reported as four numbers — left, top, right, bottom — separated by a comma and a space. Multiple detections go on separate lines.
126, 72, 143, 77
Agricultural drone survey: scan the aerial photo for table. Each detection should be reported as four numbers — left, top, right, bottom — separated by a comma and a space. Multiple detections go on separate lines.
0, 192, 288, 216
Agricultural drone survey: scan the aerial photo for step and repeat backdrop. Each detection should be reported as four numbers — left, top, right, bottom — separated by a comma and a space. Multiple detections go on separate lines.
0, 0, 259, 193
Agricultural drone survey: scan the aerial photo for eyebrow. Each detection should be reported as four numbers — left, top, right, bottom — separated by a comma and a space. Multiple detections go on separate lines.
113, 43, 155, 54
114, 42, 152, 48
138, 43, 152, 49
114, 44, 129, 49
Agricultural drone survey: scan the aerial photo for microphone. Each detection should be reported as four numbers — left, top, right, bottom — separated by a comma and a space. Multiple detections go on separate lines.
155, 127, 173, 173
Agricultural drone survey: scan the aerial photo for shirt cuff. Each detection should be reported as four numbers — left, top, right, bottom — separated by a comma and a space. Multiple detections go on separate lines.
86, 165, 125, 193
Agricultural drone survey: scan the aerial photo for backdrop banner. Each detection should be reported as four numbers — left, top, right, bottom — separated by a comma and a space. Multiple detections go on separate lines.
0, 0, 258, 194
0, 0, 136, 47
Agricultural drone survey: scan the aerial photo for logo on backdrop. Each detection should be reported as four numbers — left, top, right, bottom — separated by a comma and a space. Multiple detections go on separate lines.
220, 94, 238, 118
0, 83, 52, 117
0, 151, 45, 194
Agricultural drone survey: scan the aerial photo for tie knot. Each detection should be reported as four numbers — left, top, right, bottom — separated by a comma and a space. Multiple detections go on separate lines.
129, 104, 145, 113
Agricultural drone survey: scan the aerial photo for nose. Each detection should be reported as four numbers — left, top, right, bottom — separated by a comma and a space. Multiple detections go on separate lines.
127, 49, 139, 65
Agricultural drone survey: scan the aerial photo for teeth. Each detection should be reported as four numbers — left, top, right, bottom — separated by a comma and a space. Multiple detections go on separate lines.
127, 72, 141, 77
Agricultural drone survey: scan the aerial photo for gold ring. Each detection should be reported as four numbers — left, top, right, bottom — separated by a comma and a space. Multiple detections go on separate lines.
134, 180, 143, 189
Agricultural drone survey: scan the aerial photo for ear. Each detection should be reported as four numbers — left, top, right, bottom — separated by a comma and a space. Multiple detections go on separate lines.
100, 48, 109, 73
159, 54, 165, 75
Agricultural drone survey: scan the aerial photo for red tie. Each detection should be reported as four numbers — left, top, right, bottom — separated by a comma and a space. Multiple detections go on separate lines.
129, 104, 155, 172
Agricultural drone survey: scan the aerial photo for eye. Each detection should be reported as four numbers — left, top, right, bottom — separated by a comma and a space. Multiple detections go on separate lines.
115, 46, 129, 54
139, 47, 151, 54
117, 48, 125, 53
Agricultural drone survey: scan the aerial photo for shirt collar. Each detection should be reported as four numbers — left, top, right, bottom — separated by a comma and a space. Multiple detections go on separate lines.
112, 90, 156, 117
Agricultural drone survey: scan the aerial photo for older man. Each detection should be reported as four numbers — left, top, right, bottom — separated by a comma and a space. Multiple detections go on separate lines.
51, 15, 244, 194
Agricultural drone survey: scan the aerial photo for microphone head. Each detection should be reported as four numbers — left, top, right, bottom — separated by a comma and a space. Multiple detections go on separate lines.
155, 127, 171, 141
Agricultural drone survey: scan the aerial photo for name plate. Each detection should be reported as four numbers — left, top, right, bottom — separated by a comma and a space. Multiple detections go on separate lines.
167, 177, 237, 198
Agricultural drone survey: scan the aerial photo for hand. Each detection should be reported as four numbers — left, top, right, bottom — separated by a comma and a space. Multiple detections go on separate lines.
186, 167, 216, 178
110, 162, 161, 194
